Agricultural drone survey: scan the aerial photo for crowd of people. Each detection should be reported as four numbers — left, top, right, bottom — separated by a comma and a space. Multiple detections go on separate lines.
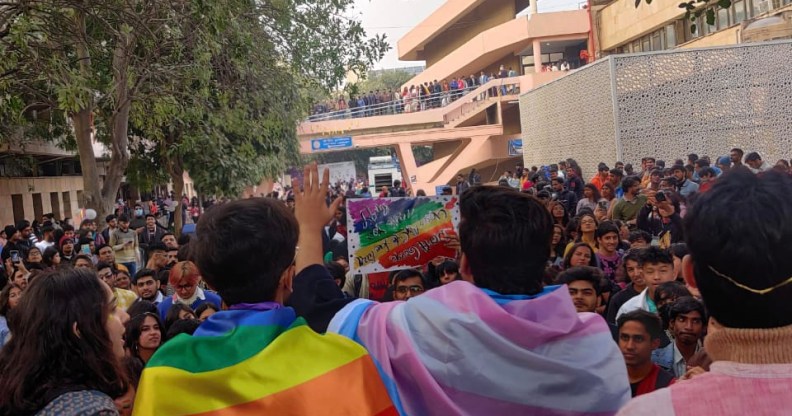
309, 65, 520, 121
0, 147, 791, 414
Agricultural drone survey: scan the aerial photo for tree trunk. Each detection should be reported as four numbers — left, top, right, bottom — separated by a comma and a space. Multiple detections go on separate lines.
72, 10, 115, 226
100, 36, 133, 216
170, 167, 185, 238
73, 109, 114, 221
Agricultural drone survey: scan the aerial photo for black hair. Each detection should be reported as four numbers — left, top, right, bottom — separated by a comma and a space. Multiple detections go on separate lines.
194, 303, 219, 318
0, 268, 128, 414
609, 168, 624, 177
95, 261, 114, 273
72, 254, 95, 268
459, 186, 552, 295
617, 310, 663, 340
558, 266, 603, 296
126, 299, 159, 318
730, 148, 744, 157
621, 176, 640, 190
146, 242, 167, 256
105, 215, 116, 223
669, 296, 707, 323
161, 232, 175, 241
669, 243, 689, 260
684, 169, 792, 328
42, 246, 60, 267
392, 269, 426, 286
145, 214, 156, 219
123, 312, 163, 361
744, 152, 761, 162
163, 304, 195, 333
133, 268, 157, 284
166, 319, 201, 341
325, 262, 347, 288
694, 159, 710, 168
437, 260, 460, 277
118, 214, 130, 223
595, 222, 620, 240
583, 183, 602, 201
653, 281, 691, 304
191, 198, 298, 305
699, 167, 717, 178
638, 246, 673, 266
551, 177, 565, 185
688, 153, 699, 162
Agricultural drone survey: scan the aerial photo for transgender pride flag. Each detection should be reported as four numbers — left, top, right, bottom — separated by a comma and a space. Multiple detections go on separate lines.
329, 281, 631, 415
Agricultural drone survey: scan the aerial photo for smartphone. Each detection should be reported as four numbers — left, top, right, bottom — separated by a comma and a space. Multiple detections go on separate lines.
81, 244, 92, 255
10, 250, 19, 263
655, 191, 666, 202
597, 201, 608, 210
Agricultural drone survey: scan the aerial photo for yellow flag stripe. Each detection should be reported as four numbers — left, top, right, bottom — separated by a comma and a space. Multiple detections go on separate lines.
133, 326, 368, 416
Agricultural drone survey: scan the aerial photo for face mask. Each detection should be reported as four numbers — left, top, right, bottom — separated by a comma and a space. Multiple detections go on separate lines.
135, 209, 143, 217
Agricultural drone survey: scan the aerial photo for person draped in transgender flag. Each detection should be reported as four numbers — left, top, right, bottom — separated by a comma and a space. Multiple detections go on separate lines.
133, 195, 396, 415
290, 164, 631, 416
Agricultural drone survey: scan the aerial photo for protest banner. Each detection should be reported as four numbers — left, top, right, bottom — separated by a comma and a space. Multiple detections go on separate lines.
346, 196, 460, 274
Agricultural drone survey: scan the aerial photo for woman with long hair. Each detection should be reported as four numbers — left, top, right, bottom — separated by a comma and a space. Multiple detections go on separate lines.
0, 268, 129, 414
549, 225, 568, 268
576, 183, 605, 215
42, 246, 61, 269
0, 282, 23, 346
549, 201, 570, 227
163, 304, 196, 334
562, 242, 599, 270
124, 312, 163, 366
564, 213, 599, 257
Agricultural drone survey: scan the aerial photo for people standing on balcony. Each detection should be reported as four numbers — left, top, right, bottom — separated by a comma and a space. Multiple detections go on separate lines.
499, 65, 508, 79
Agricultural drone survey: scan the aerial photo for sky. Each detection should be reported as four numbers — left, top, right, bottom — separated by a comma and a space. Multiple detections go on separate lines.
353, 0, 585, 69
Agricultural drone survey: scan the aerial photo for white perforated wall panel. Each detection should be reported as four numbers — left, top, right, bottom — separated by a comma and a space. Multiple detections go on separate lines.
520, 41, 792, 177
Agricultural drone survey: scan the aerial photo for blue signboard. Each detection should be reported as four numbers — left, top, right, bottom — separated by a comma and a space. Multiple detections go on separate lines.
311, 136, 353, 152
508, 138, 523, 157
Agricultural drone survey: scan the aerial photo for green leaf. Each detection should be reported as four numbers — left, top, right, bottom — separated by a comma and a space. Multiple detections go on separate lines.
717, 0, 732, 8
706, 8, 716, 25
691, 23, 697, 33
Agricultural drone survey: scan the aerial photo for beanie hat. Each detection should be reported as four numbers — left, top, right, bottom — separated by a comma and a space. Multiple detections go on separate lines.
59, 235, 75, 248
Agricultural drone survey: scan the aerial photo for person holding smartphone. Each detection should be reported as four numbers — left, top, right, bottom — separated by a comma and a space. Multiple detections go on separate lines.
636, 189, 684, 249
1, 226, 27, 267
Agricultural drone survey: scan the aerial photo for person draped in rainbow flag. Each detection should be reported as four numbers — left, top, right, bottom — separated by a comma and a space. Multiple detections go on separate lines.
289, 165, 632, 415
132, 189, 396, 415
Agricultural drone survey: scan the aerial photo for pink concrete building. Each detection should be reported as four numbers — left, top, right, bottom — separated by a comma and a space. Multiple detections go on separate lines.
298, 0, 591, 194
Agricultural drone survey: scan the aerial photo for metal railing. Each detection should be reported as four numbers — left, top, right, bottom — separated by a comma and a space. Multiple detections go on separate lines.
306, 84, 483, 122
442, 80, 522, 125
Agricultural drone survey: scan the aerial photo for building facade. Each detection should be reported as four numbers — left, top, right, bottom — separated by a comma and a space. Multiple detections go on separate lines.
299, 0, 591, 194
519, 41, 792, 176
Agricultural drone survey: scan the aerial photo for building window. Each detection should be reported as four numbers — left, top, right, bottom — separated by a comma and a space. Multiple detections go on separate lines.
666, 24, 677, 47
752, 0, 770, 17
718, 6, 731, 29
651, 30, 663, 50
734, 0, 747, 23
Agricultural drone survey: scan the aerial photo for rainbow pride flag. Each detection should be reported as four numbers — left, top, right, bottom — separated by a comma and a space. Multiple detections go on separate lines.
133, 307, 396, 415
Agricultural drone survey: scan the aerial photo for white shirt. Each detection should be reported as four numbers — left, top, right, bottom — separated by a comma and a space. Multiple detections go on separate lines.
35, 241, 54, 252
615, 288, 653, 320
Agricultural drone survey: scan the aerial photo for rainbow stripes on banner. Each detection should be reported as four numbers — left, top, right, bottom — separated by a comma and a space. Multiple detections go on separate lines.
347, 196, 460, 274
133, 308, 396, 416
